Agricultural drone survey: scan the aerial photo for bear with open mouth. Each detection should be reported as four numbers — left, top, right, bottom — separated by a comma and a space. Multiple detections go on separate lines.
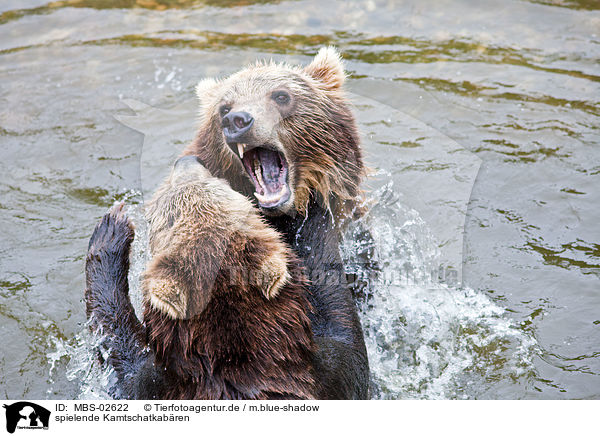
182, 46, 371, 394
85, 156, 369, 399
85, 47, 370, 399
185, 46, 364, 218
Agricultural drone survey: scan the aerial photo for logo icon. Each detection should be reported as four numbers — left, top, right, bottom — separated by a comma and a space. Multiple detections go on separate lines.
3, 402, 50, 433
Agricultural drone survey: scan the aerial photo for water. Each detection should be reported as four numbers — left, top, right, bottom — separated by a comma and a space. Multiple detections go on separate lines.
1, 0, 598, 399
341, 182, 537, 399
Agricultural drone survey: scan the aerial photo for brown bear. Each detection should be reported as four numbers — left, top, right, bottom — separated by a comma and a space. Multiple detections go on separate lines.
183, 46, 364, 218
85, 48, 370, 399
85, 156, 367, 399
181, 46, 370, 395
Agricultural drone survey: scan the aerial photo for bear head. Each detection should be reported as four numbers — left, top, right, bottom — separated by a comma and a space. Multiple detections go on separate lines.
187, 46, 364, 216
142, 156, 292, 320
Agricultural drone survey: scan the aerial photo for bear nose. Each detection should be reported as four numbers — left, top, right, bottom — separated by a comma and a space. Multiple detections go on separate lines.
222, 111, 254, 142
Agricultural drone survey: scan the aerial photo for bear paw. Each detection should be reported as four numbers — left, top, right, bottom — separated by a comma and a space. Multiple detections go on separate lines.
87, 203, 135, 260
85, 203, 136, 323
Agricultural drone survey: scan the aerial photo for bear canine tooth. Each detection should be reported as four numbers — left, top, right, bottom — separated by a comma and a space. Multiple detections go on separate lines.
237, 143, 245, 159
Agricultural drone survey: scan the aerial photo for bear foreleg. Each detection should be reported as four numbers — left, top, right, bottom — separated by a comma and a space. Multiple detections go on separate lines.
85, 204, 165, 399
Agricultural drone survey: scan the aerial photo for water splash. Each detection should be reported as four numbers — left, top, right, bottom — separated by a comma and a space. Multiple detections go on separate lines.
47, 329, 115, 400
342, 178, 538, 399
46, 198, 149, 400
127, 201, 151, 318
48, 181, 537, 399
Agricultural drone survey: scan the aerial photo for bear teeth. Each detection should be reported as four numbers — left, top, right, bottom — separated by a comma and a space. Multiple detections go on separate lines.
254, 158, 267, 192
237, 143, 245, 159
254, 185, 288, 206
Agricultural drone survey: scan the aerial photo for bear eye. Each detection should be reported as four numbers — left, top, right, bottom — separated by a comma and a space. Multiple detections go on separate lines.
219, 105, 231, 117
271, 91, 290, 105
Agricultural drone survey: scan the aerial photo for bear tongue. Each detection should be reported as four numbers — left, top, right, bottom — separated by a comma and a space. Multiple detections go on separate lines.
257, 148, 281, 193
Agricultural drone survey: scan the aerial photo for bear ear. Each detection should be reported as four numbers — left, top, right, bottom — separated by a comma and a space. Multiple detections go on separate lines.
143, 276, 188, 320
142, 252, 213, 319
195, 77, 218, 100
257, 251, 290, 300
304, 46, 345, 90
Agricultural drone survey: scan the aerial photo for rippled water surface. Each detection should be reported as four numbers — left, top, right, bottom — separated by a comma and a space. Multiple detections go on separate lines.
1, 0, 598, 399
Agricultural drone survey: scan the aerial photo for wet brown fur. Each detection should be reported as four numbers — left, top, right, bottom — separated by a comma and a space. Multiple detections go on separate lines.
141, 162, 316, 399
183, 47, 365, 216
84, 48, 370, 400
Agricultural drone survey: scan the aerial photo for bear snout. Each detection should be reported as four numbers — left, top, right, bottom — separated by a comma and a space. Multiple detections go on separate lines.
222, 111, 254, 143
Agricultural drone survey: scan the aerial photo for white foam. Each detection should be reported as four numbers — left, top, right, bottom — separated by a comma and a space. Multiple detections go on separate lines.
47, 329, 114, 400
341, 180, 538, 399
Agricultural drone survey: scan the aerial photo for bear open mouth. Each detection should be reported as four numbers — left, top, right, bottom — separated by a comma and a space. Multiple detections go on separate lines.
237, 144, 290, 209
